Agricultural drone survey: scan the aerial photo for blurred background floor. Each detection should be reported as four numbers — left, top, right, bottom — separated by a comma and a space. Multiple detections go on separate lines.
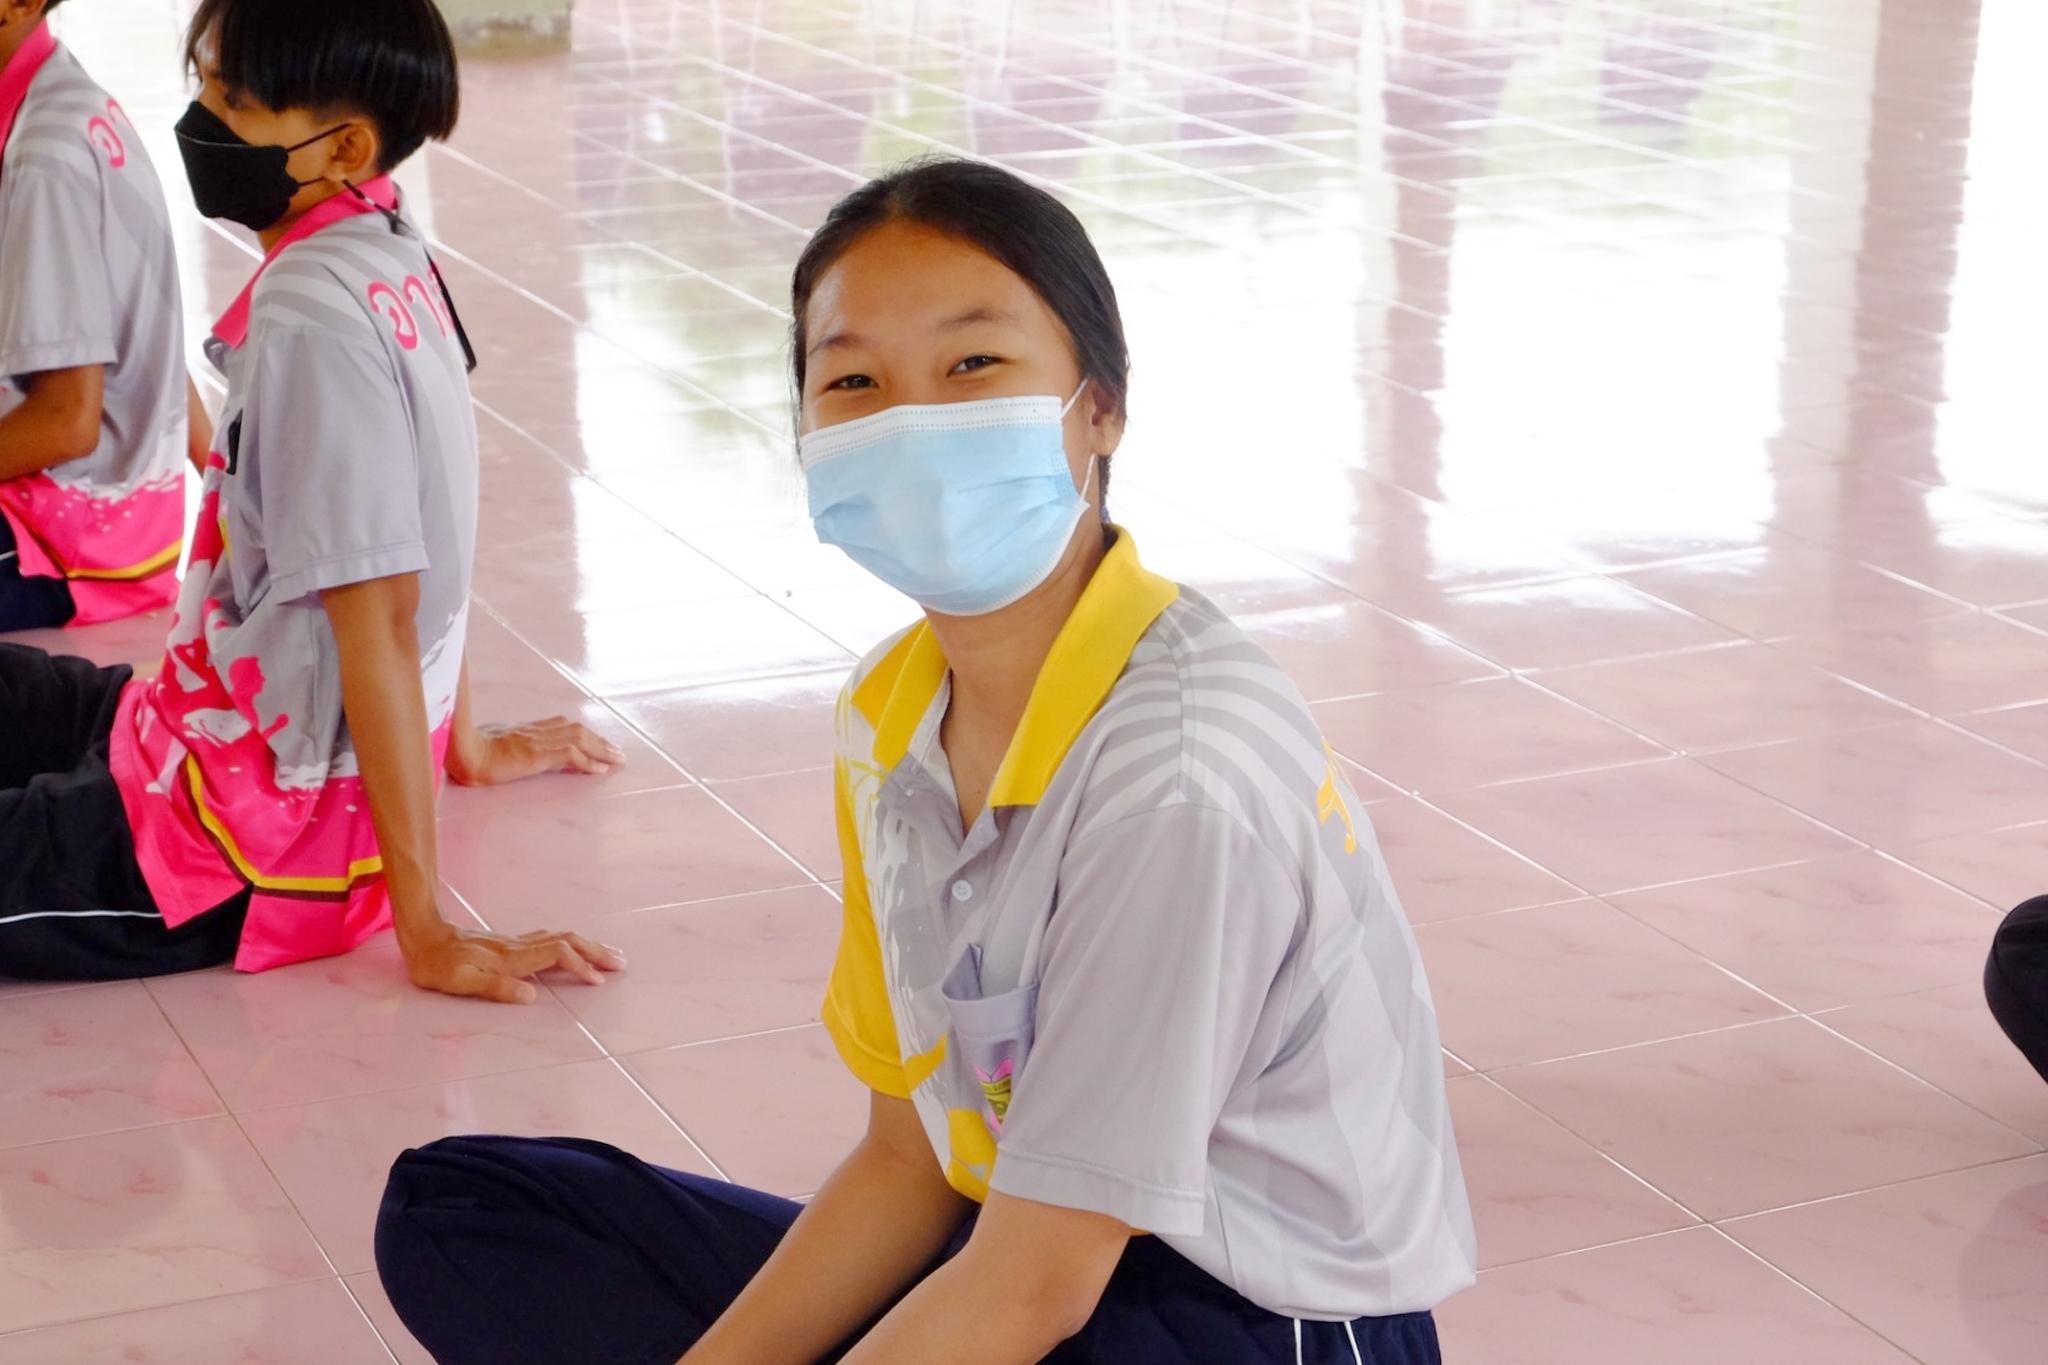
3, 0, 2046, 1360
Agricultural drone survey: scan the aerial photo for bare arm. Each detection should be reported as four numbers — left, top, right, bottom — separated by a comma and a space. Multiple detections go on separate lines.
186, 375, 213, 474
323, 573, 623, 1002
837, 1192, 1128, 1365
0, 365, 103, 481
681, 1093, 974, 1365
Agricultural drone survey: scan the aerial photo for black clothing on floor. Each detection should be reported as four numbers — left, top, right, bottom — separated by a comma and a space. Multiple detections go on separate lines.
0, 642, 247, 980
1987, 894, 2048, 1084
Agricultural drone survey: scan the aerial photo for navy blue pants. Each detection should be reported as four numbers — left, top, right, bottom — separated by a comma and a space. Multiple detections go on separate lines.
1987, 895, 2048, 1084
0, 514, 76, 633
375, 1136, 1442, 1365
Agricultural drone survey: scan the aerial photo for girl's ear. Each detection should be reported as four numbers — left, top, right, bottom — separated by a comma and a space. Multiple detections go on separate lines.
323, 120, 383, 185
1088, 389, 1126, 459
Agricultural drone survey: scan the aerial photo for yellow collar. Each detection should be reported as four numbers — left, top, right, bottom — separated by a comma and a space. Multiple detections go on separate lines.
852, 527, 1179, 809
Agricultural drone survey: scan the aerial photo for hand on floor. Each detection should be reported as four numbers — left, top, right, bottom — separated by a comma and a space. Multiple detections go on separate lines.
449, 717, 626, 785
401, 922, 627, 1004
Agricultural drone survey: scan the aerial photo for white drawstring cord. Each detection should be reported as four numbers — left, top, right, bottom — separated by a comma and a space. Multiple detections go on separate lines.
1296, 1316, 1366, 1364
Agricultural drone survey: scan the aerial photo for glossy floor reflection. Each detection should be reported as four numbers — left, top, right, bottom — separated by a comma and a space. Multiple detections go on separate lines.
5, 0, 2047, 1359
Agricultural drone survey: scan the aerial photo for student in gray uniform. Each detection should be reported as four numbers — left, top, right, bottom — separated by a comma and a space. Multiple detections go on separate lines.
0, 0, 625, 1000
376, 160, 1476, 1365
0, 0, 208, 630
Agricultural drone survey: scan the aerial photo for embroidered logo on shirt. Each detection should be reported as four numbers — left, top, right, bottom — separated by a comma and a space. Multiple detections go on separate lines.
975, 1057, 1016, 1130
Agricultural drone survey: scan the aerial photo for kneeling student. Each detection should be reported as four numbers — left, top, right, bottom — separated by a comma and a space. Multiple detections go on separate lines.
0, 0, 624, 1000
0, 0, 203, 630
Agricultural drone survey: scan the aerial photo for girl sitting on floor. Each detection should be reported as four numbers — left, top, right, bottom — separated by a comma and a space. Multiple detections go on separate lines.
375, 156, 1476, 1365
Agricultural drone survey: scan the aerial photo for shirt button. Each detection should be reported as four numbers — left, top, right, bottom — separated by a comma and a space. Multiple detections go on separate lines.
950, 880, 973, 903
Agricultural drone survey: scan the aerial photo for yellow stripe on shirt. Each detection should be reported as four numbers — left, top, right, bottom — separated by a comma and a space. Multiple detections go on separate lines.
65, 538, 184, 581
183, 756, 383, 896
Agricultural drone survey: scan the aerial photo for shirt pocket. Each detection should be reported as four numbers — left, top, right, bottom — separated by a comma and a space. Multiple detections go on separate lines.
941, 946, 1038, 1134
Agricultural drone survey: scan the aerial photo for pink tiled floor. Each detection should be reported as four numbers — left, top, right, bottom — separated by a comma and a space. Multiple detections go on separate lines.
5, 0, 2047, 1359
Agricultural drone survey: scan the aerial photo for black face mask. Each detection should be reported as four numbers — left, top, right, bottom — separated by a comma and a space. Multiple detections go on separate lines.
174, 101, 348, 232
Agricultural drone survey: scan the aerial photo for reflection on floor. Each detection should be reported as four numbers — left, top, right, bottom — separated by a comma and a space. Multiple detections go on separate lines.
5, 0, 2047, 1359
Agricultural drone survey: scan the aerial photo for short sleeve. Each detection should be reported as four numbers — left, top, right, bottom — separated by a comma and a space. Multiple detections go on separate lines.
238, 325, 428, 603
0, 151, 116, 378
989, 802, 1300, 1235
821, 757, 914, 1098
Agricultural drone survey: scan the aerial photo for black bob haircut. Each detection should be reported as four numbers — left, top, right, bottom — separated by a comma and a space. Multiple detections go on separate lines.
790, 158, 1131, 479
183, 0, 459, 173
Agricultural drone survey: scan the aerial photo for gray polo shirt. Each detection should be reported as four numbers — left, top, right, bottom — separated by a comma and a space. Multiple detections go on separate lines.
114, 184, 479, 970
824, 530, 1476, 1321
0, 39, 185, 507
184, 194, 477, 788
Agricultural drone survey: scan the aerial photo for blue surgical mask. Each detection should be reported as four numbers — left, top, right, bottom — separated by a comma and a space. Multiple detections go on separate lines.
800, 386, 1093, 616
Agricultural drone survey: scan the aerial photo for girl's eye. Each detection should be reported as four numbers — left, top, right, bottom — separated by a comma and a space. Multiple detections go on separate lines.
952, 354, 999, 374
825, 374, 874, 391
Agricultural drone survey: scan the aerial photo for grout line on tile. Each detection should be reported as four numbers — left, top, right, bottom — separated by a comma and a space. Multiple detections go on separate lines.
604, 1056, 728, 1182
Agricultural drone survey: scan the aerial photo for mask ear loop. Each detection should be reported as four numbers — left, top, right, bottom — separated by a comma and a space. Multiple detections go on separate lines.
285, 123, 352, 154
1063, 381, 1110, 524
281, 124, 355, 191
346, 180, 479, 375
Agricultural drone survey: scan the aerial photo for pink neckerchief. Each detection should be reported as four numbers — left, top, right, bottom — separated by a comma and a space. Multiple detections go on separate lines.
0, 21, 58, 163
210, 175, 398, 350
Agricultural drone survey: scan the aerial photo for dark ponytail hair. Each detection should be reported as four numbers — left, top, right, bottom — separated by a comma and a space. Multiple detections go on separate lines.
790, 158, 1130, 481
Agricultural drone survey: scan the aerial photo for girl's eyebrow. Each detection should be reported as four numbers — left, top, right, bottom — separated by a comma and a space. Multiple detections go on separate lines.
807, 306, 1020, 360
806, 329, 860, 360
938, 306, 1021, 332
